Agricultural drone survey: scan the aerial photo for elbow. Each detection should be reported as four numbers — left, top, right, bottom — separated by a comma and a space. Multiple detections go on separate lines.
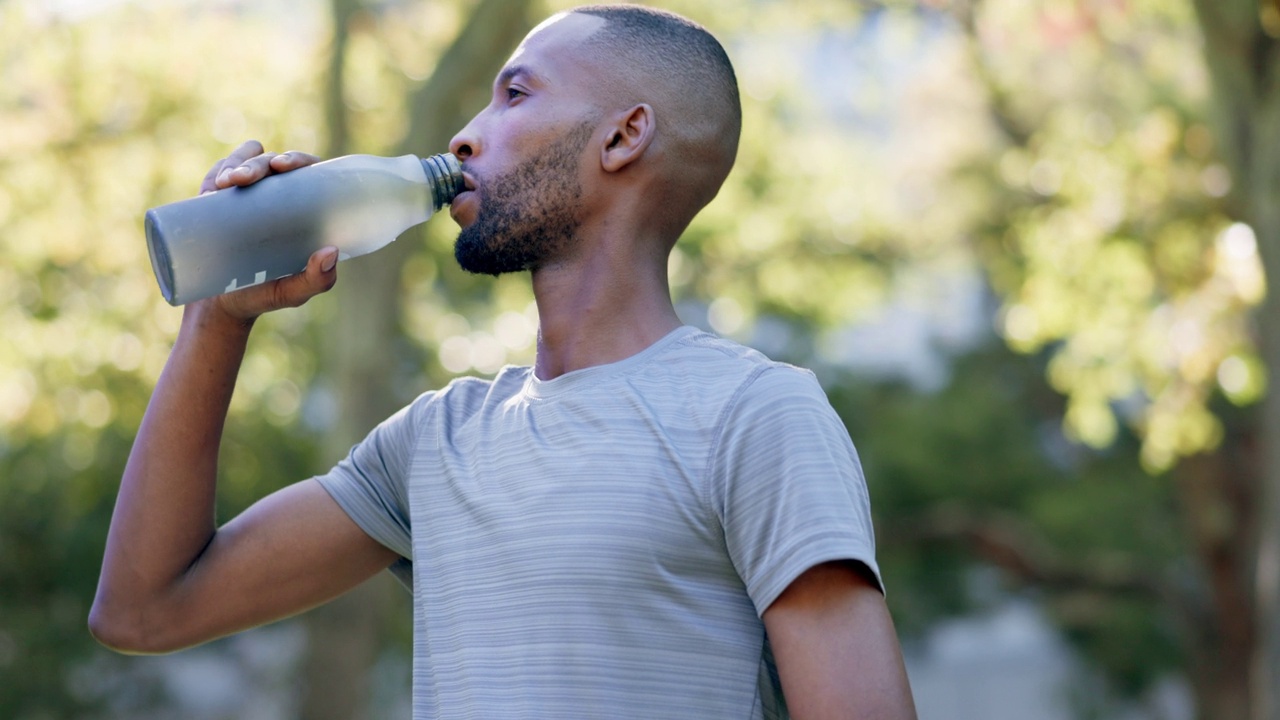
88, 600, 146, 654
88, 597, 180, 655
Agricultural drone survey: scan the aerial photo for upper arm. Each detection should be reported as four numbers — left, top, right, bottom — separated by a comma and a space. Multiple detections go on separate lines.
144, 479, 397, 653
762, 561, 917, 720
147, 394, 431, 653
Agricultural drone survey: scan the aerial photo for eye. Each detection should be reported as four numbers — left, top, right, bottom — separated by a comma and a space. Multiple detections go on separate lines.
506, 87, 525, 101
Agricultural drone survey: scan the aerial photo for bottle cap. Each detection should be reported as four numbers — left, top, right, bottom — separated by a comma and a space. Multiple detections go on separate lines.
421, 153, 465, 210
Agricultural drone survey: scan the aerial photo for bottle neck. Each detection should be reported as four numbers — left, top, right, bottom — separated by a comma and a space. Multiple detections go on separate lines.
420, 153, 465, 211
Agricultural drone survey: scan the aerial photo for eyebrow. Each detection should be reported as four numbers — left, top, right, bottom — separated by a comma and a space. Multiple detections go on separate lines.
496, 64, 549, 89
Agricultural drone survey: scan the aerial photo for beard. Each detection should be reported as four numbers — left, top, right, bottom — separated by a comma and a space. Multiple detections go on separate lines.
454, 121, 595, 276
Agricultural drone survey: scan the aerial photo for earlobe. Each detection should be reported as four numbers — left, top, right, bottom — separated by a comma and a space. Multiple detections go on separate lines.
601, 103, 655, 173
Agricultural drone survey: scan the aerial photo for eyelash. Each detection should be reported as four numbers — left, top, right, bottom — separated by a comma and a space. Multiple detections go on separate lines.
506, 87, 524, 101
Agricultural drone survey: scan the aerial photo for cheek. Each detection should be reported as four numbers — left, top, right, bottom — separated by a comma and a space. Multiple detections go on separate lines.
477, 126, 529, 172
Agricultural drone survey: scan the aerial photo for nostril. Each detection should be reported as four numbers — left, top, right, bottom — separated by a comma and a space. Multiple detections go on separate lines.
454, 143, 474, 160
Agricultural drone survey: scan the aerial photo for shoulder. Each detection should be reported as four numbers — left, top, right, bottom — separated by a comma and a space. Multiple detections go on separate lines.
620, 328, 810, 426
665, 326, 774, 366
659, 327, 814, 392
692, 344, 846, 453
396, 367, 526, 426
669, 331, 828, 416
738, 362, 826, 407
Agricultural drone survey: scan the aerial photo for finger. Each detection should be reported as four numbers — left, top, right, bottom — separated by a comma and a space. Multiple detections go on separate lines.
203, 153, 248, 193
220, 152, 280, 187
269, 151, 322, 173
225, 139, 266, 168
200, 163, 223, 195
270, 247, 340, 310
212, 157, 249, 190
214, 247, 339, 320
211, 140, 270, 189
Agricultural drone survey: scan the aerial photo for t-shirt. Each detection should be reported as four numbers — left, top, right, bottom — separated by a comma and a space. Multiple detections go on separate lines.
316, 325, 880, 719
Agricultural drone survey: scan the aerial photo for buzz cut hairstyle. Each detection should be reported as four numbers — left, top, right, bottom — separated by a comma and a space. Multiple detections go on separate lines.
571, 4, 742, 138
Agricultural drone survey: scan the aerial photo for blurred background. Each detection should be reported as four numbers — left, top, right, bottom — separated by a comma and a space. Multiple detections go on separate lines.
2, 0, 1277, 717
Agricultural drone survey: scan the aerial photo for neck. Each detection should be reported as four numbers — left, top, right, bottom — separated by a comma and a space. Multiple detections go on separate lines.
530, 234, 681, 380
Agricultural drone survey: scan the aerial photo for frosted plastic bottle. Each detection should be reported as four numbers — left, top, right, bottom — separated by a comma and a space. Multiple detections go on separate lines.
144, 153, 464, 306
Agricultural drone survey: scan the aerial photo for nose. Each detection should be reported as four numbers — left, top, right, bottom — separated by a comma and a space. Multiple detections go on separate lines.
449, 118, 479, 162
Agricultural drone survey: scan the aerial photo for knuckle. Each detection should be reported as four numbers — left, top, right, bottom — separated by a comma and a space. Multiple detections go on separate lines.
249, 153, 277, 171
270, 282, 290, 310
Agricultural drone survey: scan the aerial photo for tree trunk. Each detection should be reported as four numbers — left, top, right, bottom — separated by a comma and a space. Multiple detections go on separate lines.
1250, 152, 1280, 720
1175, 448, 1257, 720
297, 1, 386, 718
299, 0, 535, 717
1189, 1, 1280, 718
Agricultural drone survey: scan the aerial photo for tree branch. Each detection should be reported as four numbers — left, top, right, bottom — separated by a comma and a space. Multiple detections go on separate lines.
948, 0, 1033, 148
322, 0, 360, 157
888, 503, 1171, 600
396, 0, 536, 156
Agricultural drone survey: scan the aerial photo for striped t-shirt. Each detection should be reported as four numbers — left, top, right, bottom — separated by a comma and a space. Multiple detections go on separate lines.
317, 325, 880, 719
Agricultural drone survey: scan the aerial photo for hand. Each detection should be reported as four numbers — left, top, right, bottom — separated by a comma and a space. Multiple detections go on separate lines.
189, 140, 337, 324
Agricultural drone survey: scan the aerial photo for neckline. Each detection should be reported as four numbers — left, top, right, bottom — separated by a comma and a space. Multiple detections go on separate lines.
522, 325, 701, 399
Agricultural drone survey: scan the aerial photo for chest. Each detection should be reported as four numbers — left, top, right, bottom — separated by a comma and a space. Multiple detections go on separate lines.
407, 396, 730, 591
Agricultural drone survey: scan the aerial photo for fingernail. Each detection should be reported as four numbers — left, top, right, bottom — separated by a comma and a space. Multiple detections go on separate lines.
216, 169, 232, 184
233, 166, 251, 178
321, 249, 338, 272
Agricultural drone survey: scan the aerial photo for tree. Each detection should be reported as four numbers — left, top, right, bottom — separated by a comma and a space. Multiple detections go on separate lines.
1190, 4, 1280, 718
0, 4, 329, 716
832, 340, 1189, 713
298, 1, 536, 717
923, 0, 1280, 717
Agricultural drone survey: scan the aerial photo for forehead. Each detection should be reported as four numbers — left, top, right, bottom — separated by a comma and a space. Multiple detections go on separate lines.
500, 12, 607, 87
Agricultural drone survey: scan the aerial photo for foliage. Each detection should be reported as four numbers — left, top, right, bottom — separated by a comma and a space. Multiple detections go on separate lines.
829, 341, 1188, 695
0, 3, 327, 716
953, 0, 1264, 471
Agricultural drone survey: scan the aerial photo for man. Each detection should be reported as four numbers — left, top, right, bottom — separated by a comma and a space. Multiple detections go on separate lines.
91, 5, 917, 719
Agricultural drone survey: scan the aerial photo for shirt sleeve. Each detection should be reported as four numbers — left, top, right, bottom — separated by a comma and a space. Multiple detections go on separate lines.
315, 392, 432, 589
709, 365, 881, 616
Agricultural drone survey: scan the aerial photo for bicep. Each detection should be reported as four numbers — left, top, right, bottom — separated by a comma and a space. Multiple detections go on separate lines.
762, 561, 917, 720
159, 479, 399, 651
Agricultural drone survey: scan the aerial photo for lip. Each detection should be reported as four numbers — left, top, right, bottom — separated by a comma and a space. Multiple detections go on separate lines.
449, 189, 477, 225
448, 171, 479, 223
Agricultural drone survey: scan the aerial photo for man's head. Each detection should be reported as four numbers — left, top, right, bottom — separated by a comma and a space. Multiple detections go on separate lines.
449, 5, 741, 276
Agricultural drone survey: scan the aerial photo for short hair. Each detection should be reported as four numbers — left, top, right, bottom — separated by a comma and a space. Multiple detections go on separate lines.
571, 4, 742, 217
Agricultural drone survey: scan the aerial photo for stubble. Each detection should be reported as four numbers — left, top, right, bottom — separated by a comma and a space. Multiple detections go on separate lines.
454, 120, 596, 276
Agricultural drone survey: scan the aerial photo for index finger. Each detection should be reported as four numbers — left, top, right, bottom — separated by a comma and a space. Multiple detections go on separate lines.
199, 140, 267, 195
269, 151, 321, 172
224, 139, 267, 168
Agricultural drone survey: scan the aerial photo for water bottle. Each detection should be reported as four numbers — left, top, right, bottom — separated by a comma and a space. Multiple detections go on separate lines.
144, 153, 464, 305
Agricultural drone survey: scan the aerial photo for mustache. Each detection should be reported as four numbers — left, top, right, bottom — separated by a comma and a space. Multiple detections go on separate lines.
459, 163, 482, 194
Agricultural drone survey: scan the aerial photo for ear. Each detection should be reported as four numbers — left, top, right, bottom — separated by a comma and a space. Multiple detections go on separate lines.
600, 103, 655, 173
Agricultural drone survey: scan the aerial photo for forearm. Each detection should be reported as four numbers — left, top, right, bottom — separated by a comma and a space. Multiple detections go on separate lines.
89, 143, 346, 653
92, 302, 254, 643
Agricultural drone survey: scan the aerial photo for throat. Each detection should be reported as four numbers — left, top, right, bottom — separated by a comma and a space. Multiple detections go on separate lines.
531, 270, 681, 380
